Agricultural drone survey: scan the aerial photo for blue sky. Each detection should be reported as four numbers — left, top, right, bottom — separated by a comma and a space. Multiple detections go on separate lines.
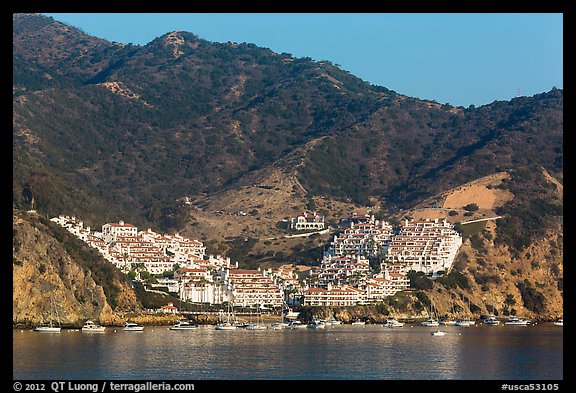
43, 13, 563, 108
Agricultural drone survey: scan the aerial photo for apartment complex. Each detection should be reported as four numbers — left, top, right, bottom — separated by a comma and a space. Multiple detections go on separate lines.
385, 218, 462, 275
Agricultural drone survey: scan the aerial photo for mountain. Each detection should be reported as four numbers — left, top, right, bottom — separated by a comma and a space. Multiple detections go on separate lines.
13, 14, 563, 318
13, 210, 140, 327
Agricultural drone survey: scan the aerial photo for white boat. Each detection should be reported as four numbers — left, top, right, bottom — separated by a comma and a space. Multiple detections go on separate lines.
351, 320, 366, 325
34, 325, 61, 333
215, 302, 240, 330
421, 318, 440, 327
439, 319, 456, 326
82, 320, 106, 332
123, 322, 144, 331
288, 320, 307, 329
245, 323, 267, 330
455, 319, 475, 327
384, 319, 404, 328
34, 296, 61, 333
484, 316, 500, 325
431, 330, 446, 336
307, 320, 326, 329
553, 319, 563, 326
327, 319, 341, 325
215, 322, 237, 330
245, 304, 267, 330
169, 320, 197, 330
270, 322, 287, 330
504, 316, 530, 326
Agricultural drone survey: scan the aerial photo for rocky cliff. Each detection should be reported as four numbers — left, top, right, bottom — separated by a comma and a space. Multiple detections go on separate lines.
13, 210, 141, 328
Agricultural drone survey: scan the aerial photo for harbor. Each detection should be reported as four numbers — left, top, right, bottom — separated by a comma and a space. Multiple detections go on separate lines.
13, 323, 562, 380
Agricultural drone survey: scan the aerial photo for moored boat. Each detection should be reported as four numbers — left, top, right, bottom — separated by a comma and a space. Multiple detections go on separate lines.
455, 319, 475, 327
288, 320, 307, 329
484, 316, 500, 325
553, 319, 563, 326
215, 322, 237, 330
421, 318, 440, 327
34, 296, 61, 333
123, 321, 144, 331
34, 325, 61, 333
384, 318, 404, 328
245, 323, 268, 330
431, 330, 446, 336
351, 320, 366, 325
307, 320, 326, 329
82, 320, 106, 332
504, 316, 530, 326
169, 320, 197, 330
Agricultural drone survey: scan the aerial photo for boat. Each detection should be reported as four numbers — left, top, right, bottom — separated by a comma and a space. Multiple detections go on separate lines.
384, 318, 404, 328
215, 302, 239, 330
169, 320, 197, 330
327, 319, 341, 325
288, 320, 307, 329
421, 318, 440, 327
431, 330, 446, 336
455, 319, 474, 327
82, 319, 106, 332
34, 296, 61, 333
307, 320, 326, 329
34, 325, 61, 333
245, 323, 268, 330
484, 316, 500, 325
351, 320, 366, 325
504, 316, 531, 326
215, 322, 237, 330
553, 319, 563, 326
440, 319, 456, 326
269, 322, 287, 330
245, 304, 267, 330
123, 321, 144, 331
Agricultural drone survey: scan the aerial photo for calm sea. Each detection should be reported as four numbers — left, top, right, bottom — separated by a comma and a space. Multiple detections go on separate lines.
13, 323, 562, 380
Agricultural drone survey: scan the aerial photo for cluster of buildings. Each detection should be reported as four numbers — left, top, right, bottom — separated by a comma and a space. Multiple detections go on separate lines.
386, 218, 463, 274
50, 213, 461, 309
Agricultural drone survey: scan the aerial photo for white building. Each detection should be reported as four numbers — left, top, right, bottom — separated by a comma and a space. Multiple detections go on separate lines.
328, 220, 394, 258
385, 218, 462, 276
303, 284, 365, 306
102, 220, 138, 243
291, 212, 325, 231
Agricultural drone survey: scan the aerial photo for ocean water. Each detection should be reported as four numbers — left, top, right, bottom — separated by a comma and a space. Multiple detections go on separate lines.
13, 323, 562, 380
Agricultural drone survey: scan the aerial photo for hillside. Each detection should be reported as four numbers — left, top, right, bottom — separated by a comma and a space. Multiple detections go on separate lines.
12, 14, 563, 319
14, 14, 561, 233
13, 210, 141, 327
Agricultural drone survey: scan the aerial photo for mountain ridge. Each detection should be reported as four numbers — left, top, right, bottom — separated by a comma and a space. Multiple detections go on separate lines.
12, 14, 563, 318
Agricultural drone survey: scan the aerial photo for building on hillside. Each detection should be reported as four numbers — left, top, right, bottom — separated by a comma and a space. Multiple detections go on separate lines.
101, 220, 138, 243
160, 302, 179, 314
310, 255, 371, 289
291, 212, 325, 231
327, 219, 394, 258
220, 268, 284, 307
385, 218, 462, 276
303, 284, 365, 306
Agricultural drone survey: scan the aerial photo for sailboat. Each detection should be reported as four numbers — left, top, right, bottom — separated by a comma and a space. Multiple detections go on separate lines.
215, 302, 237, 330
421, 302, 439, 327
245, 304, 267, 330
270, 303, 291, 329
455, 296, 476, 326
34, 296, 61, 333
